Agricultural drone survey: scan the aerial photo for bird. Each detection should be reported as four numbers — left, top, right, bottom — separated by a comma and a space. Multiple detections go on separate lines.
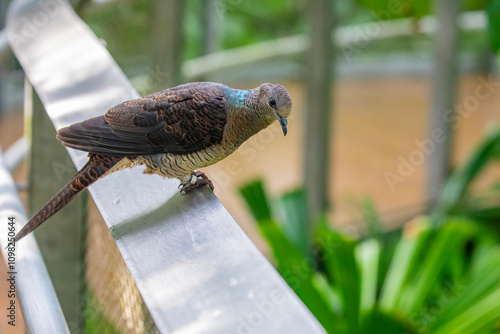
15, 81, 292, 243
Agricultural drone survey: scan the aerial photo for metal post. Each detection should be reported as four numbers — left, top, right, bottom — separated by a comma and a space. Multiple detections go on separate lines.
304, 0, 335, 224
27, 80, 87, 331
148, 0, 184, 89
427, 0, 461, 207
202, 0, 222, 56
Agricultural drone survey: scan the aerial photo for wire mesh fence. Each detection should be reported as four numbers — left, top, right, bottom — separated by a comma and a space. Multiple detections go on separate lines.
86, 199, 158, 334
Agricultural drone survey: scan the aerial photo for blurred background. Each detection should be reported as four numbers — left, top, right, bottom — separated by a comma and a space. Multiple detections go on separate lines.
1, 0, 500, 333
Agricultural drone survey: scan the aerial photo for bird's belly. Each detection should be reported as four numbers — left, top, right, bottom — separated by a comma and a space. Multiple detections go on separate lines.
136, 144, 233, 179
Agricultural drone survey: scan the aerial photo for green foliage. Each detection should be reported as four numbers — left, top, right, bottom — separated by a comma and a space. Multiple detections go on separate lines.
355, 0, 431, 19
82, 0, 152, 65
240, 129, 500, 333
356, 0, 489, 20
240, 181, 338, 333
240, 179, 272, 221
487, 0, 500, 53
317, 224, 360, 333
81, 0, 304, 65
219, 0, 304, 49
378, 219, 432, 311
432, 128, 500, 226
277, 189, 310, 256
86, 293, 120, 334
78, 0, 493, 84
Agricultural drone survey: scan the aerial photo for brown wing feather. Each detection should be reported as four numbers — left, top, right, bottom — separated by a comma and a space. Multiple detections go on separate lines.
56, 83, 227, 156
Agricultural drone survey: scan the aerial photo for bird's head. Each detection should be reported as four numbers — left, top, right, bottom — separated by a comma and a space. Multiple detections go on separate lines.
255, 83, 292, 136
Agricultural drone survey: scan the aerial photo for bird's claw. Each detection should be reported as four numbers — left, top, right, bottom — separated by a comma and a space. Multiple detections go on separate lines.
178, 174, 197, 190
179, 171, 214, 195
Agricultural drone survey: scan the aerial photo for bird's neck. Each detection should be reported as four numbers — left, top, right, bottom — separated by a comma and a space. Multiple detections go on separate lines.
223, 88, 270, 148
225, 88, 252, 109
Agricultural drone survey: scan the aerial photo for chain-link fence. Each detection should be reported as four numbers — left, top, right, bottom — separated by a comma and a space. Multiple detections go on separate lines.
86, 199, 158, 334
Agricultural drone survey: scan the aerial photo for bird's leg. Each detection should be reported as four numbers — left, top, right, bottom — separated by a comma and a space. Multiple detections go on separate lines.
179, 170, 214, 195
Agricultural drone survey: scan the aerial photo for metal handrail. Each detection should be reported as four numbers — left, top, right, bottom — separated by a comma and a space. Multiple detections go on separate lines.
0, 147, 70, 333
5, 0, 326, 333
0, 29, 9, 60
4, 136, 28, 172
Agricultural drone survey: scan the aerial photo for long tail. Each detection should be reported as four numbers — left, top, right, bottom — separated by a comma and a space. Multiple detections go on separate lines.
15, 154, 122, 243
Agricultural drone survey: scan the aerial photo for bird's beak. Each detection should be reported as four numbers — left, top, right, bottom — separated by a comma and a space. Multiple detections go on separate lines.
279, 116, 288, 136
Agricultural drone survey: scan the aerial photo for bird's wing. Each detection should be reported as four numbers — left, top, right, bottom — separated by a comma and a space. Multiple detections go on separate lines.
56, 84, 227, 156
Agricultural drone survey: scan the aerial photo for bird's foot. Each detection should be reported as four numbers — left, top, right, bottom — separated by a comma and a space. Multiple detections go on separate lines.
179, 171, 214, 195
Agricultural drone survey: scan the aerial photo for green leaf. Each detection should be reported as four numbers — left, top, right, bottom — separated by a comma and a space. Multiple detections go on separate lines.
397, 221, 473, 315
430, 244, 500, 332
240, 180, 272, 221
259, 219, 338, 333
469, 242, 500, 278
487, 0, 500, 53
356, 238, 380, 317
278, 188, 310, 257
379, 218, 431, 311
358, 307, 414, 334
464, 207, 500, 236
311, 272, 343, 315
432, 289, 500, 334
433, 128, 500, 224
317, 223, 360, 333
240, 180, 338, 332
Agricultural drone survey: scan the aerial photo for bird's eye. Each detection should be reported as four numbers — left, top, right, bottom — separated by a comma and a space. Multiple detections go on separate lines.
268, 97, 277, 109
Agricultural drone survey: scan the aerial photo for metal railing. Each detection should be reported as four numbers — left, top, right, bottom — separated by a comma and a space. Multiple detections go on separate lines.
3, 136, 28, 172
0, 146, 70, 333
3, 0, 326, 332
0, 29, 8, 60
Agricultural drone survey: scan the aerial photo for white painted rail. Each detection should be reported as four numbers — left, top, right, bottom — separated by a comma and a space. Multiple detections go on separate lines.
5, 0, 326, 333
0, 147, 70, 333
3, 136, 28, 172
